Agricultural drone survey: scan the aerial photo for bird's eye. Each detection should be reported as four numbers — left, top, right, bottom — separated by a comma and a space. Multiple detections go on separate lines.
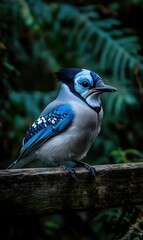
81, 81, 89, 88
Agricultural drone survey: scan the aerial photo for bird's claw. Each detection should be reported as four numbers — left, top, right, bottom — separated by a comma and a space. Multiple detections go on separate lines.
84, 164, 96, 176
73, 160, 96, 176
69, 167, 77, 180
62, 164, 77, 180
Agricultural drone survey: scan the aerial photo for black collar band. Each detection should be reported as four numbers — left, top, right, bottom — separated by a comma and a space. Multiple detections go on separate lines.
72, 91, 101, 113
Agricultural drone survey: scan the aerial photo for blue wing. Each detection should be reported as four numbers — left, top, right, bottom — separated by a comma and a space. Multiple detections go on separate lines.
17, 104, 75, 160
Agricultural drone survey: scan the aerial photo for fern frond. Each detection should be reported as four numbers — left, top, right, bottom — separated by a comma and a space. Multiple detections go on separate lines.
51, 4, 143, 82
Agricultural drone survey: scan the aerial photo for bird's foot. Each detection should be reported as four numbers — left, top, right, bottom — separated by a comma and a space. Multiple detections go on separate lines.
84, 163, 96, 176
74, 160, 96, 176
62, 164, 77, 180
56, 161, 77, 180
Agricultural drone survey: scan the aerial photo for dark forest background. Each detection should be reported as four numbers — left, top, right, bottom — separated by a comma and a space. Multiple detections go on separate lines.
1, 0, 143, 239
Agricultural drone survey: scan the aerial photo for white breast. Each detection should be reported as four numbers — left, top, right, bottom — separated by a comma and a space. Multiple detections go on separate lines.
35, 101, 103, 166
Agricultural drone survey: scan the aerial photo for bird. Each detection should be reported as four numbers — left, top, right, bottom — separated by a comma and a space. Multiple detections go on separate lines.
8, 68, 117, 177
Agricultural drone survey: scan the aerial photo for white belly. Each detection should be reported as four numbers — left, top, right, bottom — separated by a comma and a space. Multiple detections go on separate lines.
35, 104, 103, 166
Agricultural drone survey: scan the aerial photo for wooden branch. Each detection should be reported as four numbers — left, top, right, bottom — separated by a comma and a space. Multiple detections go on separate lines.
0, 163, 143, 216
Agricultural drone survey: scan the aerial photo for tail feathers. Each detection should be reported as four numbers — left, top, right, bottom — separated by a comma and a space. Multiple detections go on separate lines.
7, 157, 36, 169
7, 160, 18, 169
7, 159, 27, 169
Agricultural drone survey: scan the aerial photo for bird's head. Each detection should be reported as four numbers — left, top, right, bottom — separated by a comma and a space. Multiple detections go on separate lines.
56, 68, 117, 112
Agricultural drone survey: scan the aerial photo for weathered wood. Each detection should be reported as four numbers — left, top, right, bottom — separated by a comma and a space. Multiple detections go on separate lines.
0, 163, 143, 216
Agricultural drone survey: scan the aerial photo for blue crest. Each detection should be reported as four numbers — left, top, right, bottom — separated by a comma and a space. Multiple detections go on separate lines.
56, 68, 82, 83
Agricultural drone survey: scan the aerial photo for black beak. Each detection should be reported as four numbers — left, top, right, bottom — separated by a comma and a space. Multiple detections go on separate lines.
95, 79, 117, 92
95, 84, 117, 92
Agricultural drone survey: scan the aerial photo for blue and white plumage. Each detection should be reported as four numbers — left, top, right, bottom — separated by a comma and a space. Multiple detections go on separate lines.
8, 68, 117, 174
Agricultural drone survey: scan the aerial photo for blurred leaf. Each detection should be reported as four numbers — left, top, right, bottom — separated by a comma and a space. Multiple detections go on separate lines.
111, 148, 143, 163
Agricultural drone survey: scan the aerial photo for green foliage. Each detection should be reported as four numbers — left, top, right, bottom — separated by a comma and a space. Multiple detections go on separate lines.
1, 0, 143, 239
111, 148, 143, 163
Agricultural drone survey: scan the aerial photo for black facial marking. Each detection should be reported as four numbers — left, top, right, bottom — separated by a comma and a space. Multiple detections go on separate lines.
94, 106, 101, 113
56, 69, 102, 113
56, 68, 83, 95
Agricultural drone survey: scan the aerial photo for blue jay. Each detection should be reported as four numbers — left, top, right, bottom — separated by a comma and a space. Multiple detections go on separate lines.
8, 68, 117, 177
